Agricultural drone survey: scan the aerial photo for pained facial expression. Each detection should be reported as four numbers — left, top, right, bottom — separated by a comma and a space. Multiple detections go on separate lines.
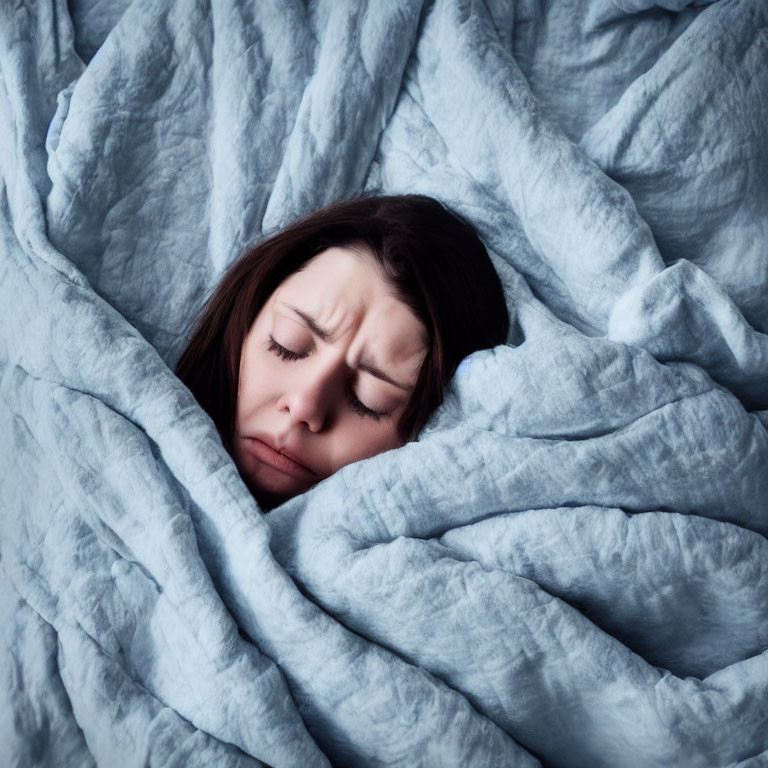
233, 245, 428, 505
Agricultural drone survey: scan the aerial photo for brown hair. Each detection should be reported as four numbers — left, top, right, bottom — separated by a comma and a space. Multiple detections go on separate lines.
175, 194, 509, 454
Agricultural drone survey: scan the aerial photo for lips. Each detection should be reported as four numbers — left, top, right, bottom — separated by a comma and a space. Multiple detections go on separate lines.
243, 436, 317, 480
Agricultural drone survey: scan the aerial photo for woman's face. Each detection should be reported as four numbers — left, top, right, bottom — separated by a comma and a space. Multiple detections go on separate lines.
233, 245, 428, 504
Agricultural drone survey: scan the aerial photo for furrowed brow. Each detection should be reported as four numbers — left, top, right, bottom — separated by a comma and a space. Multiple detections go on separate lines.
358, 358, 411, 392
288, 306, 333, 343
287, 304, 412, 391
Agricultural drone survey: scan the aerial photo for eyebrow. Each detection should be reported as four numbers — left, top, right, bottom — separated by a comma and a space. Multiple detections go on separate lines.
286, 304, 413, 391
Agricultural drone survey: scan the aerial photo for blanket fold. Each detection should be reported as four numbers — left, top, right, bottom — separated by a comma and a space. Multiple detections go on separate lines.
2, 0, 767, 766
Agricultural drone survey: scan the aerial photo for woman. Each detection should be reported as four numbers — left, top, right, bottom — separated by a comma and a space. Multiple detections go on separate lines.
176, 194, 509, 508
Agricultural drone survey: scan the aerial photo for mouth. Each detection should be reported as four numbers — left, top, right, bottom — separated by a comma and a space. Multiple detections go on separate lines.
243, 436, 317, 480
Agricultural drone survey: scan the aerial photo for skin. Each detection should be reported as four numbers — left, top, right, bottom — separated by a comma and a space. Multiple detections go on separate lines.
232, 244, 428, 506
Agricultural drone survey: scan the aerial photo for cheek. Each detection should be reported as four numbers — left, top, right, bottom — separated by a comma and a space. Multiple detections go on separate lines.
329, 417, 403, 470
237, 346, 279, 422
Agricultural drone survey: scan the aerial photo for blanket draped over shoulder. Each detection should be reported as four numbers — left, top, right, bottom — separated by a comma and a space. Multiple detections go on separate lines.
2, 1, 767, 766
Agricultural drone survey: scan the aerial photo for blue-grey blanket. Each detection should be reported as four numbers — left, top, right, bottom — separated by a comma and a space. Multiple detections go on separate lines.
2, 1, 767, 766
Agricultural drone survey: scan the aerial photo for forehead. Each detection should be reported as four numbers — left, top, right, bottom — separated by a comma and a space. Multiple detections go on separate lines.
290, 245, 386, 297
275, 245, 428, 359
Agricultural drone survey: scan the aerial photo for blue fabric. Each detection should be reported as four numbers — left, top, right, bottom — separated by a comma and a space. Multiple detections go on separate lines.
1, 0, 767, 765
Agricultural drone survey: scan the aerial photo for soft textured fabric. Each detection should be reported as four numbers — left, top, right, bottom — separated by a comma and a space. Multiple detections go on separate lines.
1, 1, 767, 766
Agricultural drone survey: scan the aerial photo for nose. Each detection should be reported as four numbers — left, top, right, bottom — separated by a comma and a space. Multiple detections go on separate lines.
276, 364, 337, 433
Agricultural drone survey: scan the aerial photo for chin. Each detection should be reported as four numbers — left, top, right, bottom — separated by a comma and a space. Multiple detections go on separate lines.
235, 466, 289, 509
233, 458, 311, 509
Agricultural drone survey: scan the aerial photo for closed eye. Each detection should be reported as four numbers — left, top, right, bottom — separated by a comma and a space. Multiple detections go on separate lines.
269, 337, 387, 420
346, 387, 385, 421
268, 337, 309, 361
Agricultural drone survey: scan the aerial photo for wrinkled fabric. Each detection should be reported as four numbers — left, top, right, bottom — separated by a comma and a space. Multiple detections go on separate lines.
1, 0, 767, 766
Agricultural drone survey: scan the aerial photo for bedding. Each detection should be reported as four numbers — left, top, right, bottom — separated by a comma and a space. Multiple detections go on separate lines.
1, 0, 767, 766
